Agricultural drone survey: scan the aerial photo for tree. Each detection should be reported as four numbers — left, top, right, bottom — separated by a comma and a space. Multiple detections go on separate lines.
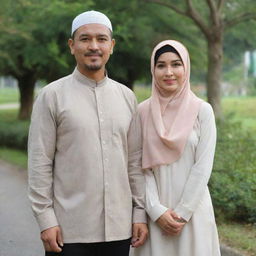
0, 0, 93, 120
144, 0, 256, 118
0, 0, 154, 118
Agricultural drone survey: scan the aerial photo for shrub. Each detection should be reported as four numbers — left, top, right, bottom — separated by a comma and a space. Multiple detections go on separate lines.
210, 118, 256, 223
0, 121, 29, 150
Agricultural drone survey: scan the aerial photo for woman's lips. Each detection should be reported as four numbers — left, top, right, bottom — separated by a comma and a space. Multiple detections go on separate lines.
164, 79, 176, 85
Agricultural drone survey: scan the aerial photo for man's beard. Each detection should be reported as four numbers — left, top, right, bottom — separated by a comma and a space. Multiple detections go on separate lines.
84, 51, 103, 71
84, 63, 102, 71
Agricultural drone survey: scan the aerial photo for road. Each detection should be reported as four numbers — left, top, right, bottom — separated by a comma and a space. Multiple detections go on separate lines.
0, 160, 44, 256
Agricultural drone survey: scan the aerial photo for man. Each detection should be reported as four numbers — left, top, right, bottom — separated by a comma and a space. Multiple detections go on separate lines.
28, 10, 148, 256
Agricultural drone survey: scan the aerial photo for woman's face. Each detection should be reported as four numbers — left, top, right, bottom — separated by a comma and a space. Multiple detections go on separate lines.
154, 52, 185, 96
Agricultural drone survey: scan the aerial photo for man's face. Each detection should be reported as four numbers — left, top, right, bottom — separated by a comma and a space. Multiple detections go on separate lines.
68, 23, 115, 75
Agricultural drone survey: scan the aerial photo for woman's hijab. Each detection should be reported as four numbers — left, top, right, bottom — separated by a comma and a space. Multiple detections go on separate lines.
139, 40, 203, 169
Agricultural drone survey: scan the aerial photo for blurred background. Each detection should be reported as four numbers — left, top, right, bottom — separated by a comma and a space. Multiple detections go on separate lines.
0, 1, 255, 255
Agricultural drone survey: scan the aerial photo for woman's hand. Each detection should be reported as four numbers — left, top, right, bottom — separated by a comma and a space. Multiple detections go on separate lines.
156, 209, 186, 236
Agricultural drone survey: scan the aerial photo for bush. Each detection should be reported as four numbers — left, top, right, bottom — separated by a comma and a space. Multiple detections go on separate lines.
210, 118, 256, 224
0, 121, 29, 150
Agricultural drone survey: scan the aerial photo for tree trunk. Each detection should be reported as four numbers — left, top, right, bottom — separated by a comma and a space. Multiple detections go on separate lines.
17, 73, 36, 120
118, 78, 134, 91
206, 33, 223, 119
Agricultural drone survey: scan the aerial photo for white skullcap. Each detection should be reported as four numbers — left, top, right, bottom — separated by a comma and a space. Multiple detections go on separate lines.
71, 10, 112, 35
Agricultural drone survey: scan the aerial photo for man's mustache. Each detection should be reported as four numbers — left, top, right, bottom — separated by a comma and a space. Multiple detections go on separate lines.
84, 51, 102, 57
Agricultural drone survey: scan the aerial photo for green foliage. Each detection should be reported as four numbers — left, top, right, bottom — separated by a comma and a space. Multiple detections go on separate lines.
247, 77, 256, 96
210, 119, 256, 223
0, 110, 29, 150
224, 19, 256, 77
0, 0, 93, 80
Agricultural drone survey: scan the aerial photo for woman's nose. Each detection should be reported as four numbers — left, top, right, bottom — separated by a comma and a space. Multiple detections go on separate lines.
166, 66, 173, 76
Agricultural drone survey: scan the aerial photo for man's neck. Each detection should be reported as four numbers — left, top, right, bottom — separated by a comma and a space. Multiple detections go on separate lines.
77, 67, 106, 82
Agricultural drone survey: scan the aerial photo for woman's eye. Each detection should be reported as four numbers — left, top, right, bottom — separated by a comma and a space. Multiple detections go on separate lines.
173, 62, 182, 67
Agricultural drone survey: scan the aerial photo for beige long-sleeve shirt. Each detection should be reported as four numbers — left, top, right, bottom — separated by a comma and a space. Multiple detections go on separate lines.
28, 68, 146, 243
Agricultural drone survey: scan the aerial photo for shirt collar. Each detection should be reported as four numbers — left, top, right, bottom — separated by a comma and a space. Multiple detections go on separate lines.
73, 67, 108, 88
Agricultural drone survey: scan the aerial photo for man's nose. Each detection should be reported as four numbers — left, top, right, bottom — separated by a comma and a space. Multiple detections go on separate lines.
88, 39, 99, 50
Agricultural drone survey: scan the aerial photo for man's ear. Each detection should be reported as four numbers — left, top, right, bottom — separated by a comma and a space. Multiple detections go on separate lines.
68, 38, 75, 55
110, 39, 115, 55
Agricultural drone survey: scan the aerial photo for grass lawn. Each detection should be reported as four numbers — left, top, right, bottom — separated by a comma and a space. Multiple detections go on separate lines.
134, 85, 152, 103
0, 148, 27, 169
0, 87, 19, 104
222, 96, 256, 132
218, 222, 256, 256
0, 108, 20, 121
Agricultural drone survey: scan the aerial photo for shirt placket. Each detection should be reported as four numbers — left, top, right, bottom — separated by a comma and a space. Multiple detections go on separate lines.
94, 87, 110, 240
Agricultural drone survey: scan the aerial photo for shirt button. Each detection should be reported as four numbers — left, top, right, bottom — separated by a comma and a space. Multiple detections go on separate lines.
102, 140, 106, 145
105, 158, 108, 162
100, 118, 104, 122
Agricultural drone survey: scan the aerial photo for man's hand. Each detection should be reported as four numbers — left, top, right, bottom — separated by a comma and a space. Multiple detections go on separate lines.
41, 226, 63, 252
156, 209, 185, 236
131, 223, 148, 248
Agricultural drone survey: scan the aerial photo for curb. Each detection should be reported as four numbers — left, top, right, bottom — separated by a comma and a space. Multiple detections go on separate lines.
220, 244, 244, 256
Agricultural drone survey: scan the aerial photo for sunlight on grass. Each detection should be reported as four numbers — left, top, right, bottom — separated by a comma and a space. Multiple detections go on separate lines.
0, 87, 19, 104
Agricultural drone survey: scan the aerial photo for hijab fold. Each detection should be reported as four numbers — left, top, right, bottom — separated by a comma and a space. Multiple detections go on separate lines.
139, 40, 203, 169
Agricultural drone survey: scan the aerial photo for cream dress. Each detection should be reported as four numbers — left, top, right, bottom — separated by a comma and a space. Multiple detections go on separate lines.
131, 102, 221, 256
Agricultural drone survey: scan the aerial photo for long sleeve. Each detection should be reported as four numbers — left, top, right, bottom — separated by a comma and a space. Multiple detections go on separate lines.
174, 102, 216, 221
28, 88, 59, 232
145, 169, 168, 222
127, 98, 147, 224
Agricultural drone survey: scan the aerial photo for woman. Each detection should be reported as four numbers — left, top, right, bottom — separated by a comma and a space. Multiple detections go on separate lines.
131, 40, 220, 256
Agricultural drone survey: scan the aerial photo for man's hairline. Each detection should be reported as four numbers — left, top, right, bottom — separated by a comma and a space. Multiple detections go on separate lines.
71, 28, 113, 40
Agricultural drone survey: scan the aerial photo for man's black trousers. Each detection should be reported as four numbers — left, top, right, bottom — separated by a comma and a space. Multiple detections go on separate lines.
45, 238, 131, 256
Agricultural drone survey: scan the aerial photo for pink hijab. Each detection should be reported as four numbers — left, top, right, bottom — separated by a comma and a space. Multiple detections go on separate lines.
139, 40, 203, 169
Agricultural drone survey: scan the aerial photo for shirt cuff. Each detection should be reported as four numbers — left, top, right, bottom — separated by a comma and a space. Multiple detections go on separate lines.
174, 203, 193, 222
147, 204, 168, 222
132, 208, 147, 224
36, 208, 59, 232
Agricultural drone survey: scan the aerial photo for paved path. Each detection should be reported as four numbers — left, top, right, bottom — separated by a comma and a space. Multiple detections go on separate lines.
0, 103, 19, 110
0, 160, 44, 256
0, 160, 243, 256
